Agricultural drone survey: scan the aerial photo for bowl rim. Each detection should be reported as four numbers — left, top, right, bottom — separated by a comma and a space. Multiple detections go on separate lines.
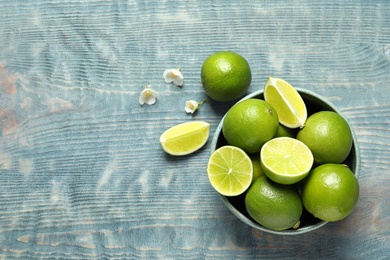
210, 87, 361, 235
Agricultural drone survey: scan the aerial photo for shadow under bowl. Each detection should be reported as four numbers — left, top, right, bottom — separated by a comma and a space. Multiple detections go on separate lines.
210, 88, 360, 235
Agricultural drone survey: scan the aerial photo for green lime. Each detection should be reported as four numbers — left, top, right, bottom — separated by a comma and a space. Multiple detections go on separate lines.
207, 145, 253, 196
264, 77, 307, 128
245, 176, 303, 231
301, 163, 359, 222
249, 153, 264, 184
275, 124, 298, 138
260, 137, 313, 185
160, 121, 210, 156
222, 99, 279, 154
201, 51, 252, 102
297, 111, 352, 164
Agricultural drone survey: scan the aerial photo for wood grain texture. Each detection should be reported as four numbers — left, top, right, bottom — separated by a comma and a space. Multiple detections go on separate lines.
0, 0, 389, 259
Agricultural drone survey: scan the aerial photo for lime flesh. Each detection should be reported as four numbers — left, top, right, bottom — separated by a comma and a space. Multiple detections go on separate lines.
160, 121, 210, 156
260, 137, 313, 185
207, 146, 253, 196
264, 77, 307, 128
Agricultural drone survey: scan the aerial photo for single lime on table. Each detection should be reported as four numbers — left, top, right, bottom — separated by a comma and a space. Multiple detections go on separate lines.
297, 111, 352, 164
222, 98, 279, 154
160, 121, 210, 156
301, 163, 359, 222
201, 51, 252, 102
245, 176, 303, 231
260, 137, 314, 185
264, 77, 307, 128
207, 145, 253, 196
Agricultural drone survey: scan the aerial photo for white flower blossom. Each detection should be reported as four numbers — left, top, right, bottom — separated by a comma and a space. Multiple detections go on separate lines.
163, 69, 184, 86
185, 98, 207, 114
139, 86, 159, 105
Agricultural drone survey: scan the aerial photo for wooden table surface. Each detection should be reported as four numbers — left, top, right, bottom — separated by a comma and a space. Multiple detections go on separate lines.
0, 1, 389, 259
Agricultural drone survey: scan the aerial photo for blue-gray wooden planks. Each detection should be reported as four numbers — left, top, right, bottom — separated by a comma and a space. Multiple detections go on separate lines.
0, 0, 389, 259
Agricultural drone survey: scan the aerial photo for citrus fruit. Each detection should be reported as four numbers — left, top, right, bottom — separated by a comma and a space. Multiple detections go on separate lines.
296, 111, 352, 165
264, 77, 307, 128
245, 176, 302, 231
201, 51, 252, 102
207, 145, 253, 196
249, 153, 264, 184
260, 137, 314, 185
222, 98, 279, 154
275, 124, 298, 138
301, 163, 359, 222
160, 121, 210, 156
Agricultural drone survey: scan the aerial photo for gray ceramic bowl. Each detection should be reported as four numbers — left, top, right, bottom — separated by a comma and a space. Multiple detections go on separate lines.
210, 88, 360, 235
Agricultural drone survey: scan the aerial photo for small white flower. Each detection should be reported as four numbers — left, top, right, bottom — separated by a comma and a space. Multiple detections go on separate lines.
163, 68, 184, 86
185, 100, 198, 114
139, 85, 159, 105
185, 98, 207, 114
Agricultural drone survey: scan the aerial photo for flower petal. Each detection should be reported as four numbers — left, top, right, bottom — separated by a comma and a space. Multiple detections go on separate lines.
163, 70, 173, 83
139, 95, 145, 105
145, 96, 157, 105
163, 69, 184, 86
173, 76, 184, 86
139, 88, 159, 106
185, 100, 198, 114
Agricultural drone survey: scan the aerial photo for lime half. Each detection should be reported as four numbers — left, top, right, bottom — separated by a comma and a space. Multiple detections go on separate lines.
160, 121, 210, 156
260, 137, 313, 185
264, 77, 307, 128
207, 146, 253, 196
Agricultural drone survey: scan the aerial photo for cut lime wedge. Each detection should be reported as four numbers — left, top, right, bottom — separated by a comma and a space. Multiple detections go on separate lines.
207, 146, 253, 196
160, 121, 210, 156
261, 137, 313, 185
264, 77, 307, 128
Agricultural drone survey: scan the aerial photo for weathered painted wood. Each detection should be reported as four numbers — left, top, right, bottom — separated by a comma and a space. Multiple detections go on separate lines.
0, 0, 389, 259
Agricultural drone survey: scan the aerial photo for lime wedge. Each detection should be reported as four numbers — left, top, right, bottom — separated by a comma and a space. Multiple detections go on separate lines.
260, 137, 313, 185
264, 77, 307, 128
207, 146, 253, 196
160, 121, 210, 156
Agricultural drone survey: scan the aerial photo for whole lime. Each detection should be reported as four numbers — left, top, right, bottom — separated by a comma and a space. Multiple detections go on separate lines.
249, 153, 264, 184
201, 51, 252, 102
301, 163, 359, 222
297, 111, 352, 165
275, 124, 298, 138
222, 99, 279, 154
245, 176, 303, 231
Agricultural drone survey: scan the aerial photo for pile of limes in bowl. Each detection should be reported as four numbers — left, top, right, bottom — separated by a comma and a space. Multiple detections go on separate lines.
205, 52, 359, 232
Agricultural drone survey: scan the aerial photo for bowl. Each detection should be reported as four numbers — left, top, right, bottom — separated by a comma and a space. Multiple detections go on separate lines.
210, 88, 360, 235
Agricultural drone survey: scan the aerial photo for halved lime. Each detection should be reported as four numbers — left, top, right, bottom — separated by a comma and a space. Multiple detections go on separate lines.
260, 137, 313, 185
207, 146, 253, 196
160, 121, 210, 156
264, 77, 307, 128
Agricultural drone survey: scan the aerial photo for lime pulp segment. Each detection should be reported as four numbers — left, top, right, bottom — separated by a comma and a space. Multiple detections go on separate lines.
264, 77, 307, 128
160, 121, 210, 156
